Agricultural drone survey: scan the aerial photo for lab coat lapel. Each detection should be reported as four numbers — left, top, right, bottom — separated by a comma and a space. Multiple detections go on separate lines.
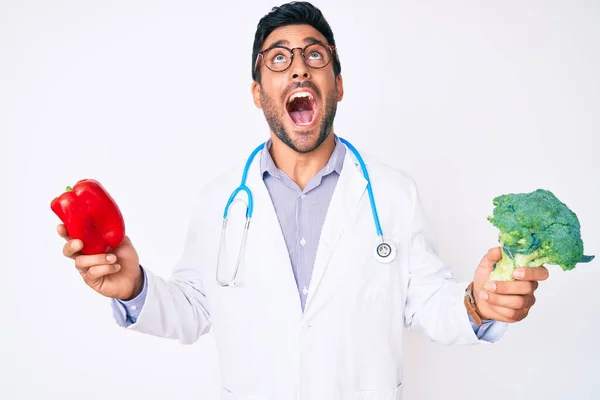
244, 151, 302, 311
304, 148, 367, 313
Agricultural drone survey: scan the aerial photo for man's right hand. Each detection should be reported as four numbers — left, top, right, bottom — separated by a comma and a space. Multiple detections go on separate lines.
58, 224, 143, 300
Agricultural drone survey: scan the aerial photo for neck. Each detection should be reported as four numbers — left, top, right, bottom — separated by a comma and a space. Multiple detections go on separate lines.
269, 133, 336, 190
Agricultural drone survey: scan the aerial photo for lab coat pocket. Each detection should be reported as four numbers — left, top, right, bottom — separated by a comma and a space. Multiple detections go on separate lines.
352, 383, 403, 400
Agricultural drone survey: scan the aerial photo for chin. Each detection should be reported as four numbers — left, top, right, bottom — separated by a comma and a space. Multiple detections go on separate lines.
284, 124, 328, 153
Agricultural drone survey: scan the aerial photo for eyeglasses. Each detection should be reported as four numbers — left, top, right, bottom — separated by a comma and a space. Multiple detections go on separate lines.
255, 41, 336, 74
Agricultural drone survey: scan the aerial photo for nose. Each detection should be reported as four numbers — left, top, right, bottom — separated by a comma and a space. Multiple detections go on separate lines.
289, 49, 310, 81
293, 71, 309, 79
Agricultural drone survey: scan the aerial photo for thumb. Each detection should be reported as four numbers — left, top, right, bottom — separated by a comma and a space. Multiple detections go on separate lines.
474, 246, 502, 290
118, 235, 132, 246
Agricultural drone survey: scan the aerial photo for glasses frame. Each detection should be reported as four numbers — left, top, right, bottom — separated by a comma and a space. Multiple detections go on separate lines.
254, 41, 336, 75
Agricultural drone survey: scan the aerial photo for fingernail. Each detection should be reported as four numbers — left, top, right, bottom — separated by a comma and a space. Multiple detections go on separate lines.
479, 291, 489, 300
513, 269, 525, 278
106, 254, 116, 262
485, 282, 497, 291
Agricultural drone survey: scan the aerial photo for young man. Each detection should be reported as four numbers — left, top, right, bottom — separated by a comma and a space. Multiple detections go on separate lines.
58, 2, 548, 398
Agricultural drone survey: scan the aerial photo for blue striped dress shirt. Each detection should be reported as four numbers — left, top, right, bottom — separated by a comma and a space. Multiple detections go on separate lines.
260, 136, 345, 310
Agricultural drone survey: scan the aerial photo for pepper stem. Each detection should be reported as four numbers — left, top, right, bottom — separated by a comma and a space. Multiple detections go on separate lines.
66, 186, 73, 192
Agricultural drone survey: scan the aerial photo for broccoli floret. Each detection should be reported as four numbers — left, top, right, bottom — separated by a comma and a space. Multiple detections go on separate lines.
487, 189, 594, 281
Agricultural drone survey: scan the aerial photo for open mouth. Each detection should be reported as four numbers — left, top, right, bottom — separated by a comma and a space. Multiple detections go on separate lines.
285, 90, 317, 127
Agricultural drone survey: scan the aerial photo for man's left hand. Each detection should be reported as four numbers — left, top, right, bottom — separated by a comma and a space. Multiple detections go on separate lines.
473, 247, 549, 323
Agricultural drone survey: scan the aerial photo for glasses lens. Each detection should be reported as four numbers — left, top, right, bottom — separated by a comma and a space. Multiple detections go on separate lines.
303, 43, 331, 68
265, 47, 291, 72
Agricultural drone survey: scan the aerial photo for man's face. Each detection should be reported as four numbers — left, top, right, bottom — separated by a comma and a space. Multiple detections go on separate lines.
252, 24, 344, 153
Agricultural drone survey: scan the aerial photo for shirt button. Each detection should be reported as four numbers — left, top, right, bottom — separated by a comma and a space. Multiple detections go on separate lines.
300, 238, 306, 246
302, 286, 309, 295
131, 305, 137, 311
301, 194, 306, 199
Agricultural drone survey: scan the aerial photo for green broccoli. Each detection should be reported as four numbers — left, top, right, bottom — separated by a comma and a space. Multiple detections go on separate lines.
487, 188, 594, 282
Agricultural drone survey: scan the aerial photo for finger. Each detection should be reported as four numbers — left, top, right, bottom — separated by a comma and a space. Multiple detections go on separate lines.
488, 305, 529, 323
474, 247, 502, 288
475, 262, 493, 281
84, 264, 121, 280
63, 239, 83, 259
481, 291, 535, 310
57, 224, 71, 240
75, 253, 117, 271
482, 247, 502, 268
513, 266, 549, 281
486, 280, 538, 295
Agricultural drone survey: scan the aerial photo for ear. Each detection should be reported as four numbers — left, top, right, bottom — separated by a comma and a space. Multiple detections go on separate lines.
251, 81, 262, 108
336, 74, 344, 102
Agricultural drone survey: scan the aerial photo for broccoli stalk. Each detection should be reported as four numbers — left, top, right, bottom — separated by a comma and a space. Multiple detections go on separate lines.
487, 189, 594, 282
489, 245, 549, 281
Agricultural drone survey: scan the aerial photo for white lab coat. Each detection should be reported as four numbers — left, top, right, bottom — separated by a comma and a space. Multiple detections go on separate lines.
122, 145, 506, 399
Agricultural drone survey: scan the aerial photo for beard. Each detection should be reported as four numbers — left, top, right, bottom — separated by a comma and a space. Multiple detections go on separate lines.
259, 80, 338, 153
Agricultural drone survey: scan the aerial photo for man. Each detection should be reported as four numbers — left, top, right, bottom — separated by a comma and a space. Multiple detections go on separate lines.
58, 2, 548, 398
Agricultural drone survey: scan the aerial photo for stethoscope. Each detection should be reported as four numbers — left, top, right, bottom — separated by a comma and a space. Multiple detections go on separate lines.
216, 137, 397, 287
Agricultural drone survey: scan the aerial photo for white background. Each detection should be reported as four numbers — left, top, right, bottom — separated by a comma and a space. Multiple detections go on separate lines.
1, 1, 599, 399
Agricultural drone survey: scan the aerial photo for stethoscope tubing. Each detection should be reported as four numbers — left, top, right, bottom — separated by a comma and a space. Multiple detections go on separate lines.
217, 137, 395, 287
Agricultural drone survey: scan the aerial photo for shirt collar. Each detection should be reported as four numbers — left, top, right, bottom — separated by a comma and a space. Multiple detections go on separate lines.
260, 134, 346, 179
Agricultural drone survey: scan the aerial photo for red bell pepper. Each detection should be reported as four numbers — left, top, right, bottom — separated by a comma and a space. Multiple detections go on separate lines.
51, 179, 125, 255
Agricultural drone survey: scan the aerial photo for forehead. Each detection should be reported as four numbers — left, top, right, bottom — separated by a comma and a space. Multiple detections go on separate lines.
262, 24, 328, 50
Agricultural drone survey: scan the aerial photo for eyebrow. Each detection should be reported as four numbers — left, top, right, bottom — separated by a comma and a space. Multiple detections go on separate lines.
303, 37, 322, 45
263, 37, 325, 51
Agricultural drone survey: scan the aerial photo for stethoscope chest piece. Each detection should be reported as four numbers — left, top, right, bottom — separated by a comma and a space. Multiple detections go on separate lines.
375, 241, 396, 264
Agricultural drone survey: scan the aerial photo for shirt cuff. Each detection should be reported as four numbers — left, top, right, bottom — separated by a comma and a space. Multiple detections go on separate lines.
112, 265, 147, 326
469, 315, 508, 343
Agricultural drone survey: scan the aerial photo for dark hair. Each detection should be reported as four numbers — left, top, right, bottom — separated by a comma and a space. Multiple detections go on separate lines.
251, 1, 341, 82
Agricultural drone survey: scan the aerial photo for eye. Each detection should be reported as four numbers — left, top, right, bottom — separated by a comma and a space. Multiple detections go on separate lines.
308, 51, 323, 60
271, 53, 288, 64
